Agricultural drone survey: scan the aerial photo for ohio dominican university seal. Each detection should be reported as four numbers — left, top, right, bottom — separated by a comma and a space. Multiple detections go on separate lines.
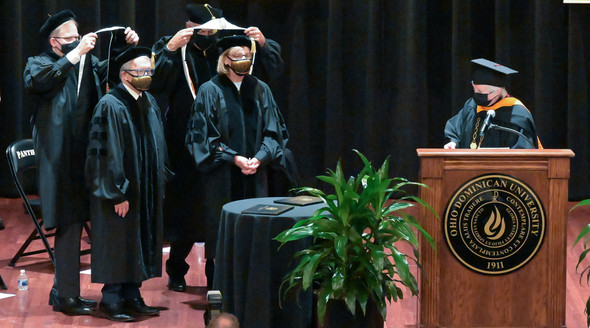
444, 174, 545, 275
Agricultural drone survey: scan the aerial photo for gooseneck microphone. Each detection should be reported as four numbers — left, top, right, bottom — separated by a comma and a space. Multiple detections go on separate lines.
479, 110, 496, 137
487, 123, 537, 148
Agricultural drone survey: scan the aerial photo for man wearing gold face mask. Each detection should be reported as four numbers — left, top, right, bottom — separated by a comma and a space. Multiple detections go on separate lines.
185, 36, 290, 282
86, 47, 168, 322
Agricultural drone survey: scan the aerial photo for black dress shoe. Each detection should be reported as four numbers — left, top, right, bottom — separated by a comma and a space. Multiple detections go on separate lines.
78, 296, 98, 308
167, 278, 186, 292
98, 302, 136, 322
123, 297, 160, 316
52, 296, 94, 316
49, 292, 97, 307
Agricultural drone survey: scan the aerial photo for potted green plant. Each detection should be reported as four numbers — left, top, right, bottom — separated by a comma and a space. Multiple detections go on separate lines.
571, 199, 590, 327
274, 150, 437, 327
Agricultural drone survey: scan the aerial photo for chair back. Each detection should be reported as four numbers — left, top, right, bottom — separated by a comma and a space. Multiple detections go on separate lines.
5, 139, 38, 215
5, 139, 58, 266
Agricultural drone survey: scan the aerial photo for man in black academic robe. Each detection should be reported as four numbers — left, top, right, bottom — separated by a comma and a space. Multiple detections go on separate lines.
444, 58, 539, 149
150, 3, 285, 292
444, 97, 538, 149
23, 9, 138, 315
85, 47, 167, 322
185, 35, 289, 276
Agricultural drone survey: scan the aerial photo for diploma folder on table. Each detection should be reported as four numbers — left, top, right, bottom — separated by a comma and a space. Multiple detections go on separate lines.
241, 204, 294, 215
274, 196, 323, 206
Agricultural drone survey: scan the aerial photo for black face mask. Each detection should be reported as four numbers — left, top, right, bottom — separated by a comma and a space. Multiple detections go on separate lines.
473, 92, 498, 107
58, 40, 80, 54
192, 34, 215, 50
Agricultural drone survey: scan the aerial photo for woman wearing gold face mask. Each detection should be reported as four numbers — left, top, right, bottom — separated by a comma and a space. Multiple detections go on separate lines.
185, 35, 290, 278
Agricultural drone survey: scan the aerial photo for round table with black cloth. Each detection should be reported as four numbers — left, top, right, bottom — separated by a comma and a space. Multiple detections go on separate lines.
213, 197, 325, 328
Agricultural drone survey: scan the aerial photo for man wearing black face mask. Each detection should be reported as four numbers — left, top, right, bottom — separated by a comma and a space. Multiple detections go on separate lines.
151, 3, 285, 293
444, 58, 540, 149
23, 9, 139, 316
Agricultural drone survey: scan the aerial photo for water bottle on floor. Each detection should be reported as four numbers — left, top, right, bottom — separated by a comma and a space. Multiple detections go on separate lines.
17, 269, 28, 290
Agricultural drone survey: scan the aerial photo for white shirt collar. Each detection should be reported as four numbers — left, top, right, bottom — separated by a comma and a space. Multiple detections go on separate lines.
122, 82, 141, 100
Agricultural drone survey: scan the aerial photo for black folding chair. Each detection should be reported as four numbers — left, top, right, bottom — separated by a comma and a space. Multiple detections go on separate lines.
5, 139, 57, 266
6, 139, 56, 266
0, 218, 5, 289
6, 139, 91, 267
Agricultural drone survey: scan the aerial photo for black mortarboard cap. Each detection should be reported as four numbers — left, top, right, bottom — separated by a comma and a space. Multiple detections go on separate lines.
187, 3, 222, 24
471, 58, 518, 87
39, 9, 77, 39
114, 46, 152, 72
107, 46, 152, 86
216, 35, 258, 53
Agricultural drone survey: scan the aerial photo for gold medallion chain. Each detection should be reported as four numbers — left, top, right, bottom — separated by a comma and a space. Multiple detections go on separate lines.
470, 117, 483, 149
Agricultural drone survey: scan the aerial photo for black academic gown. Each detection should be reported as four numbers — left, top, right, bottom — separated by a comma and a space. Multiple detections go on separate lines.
85, 84, 167, 284
151, 36, 285, 243
185, 74, 289, 257
444, 97, 539, 149
23, 50, 106, 230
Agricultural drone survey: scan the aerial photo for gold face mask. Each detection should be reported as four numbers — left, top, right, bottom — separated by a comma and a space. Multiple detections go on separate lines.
124, 68, 153, 91
226, 57, 252, 75
129, 76, 152, 91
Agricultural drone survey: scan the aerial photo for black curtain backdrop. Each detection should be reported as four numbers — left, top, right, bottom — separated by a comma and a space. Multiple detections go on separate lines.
1, 0, 589, 199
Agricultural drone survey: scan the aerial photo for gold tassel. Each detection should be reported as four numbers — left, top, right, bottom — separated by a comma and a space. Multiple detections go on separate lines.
250, 38, 256, 54
204, 4, 216, 19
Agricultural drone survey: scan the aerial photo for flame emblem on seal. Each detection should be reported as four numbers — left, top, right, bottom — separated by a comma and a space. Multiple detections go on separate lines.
484, 205, 505, 240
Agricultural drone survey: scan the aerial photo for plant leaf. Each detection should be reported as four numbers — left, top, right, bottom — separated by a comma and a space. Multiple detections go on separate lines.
274, 149, 436, 323
570, 199, 590, 212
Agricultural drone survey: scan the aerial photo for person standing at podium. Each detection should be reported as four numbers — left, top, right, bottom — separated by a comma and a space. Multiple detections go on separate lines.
444, 58, 540, 149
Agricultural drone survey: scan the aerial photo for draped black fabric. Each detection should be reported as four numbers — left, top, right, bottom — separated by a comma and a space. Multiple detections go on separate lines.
2, 0, 590, 199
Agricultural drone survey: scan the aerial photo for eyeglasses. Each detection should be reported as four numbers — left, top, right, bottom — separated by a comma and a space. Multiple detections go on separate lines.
478, 89, 498, 96
124, 69, 154, 77
228, 54, 252, 61
53, 35, 81, 43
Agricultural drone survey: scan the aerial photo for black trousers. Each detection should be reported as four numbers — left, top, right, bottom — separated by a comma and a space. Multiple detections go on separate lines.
51, 221, 85, 298
166, 240, 214, 289
166, 240, 193, 279
101, 282, 141, 305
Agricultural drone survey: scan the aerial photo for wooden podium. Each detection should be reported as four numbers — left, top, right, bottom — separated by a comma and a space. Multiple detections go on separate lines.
416, 149, 574, 328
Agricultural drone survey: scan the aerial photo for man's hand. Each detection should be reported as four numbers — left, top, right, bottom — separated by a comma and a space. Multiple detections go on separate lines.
444, 142, 457, 149
124, 27, 139, 45
167, 28, 194, 52
244, 27, 266, 48
114, 200, 129, 218
77, 33, 98, 56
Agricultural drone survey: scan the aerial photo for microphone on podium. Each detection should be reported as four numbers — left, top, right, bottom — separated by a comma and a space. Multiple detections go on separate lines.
479, 110, 496, 137
487, 123, 537, 149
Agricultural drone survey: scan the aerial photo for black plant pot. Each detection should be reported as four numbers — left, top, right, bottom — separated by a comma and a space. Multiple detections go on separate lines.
321, 299, 384, 328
